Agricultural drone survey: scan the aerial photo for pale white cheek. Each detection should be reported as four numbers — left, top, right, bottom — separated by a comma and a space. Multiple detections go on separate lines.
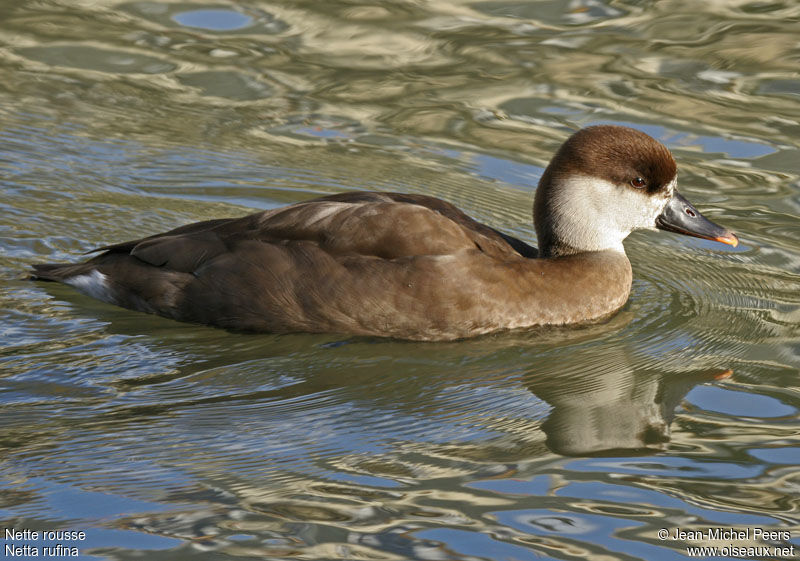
551, 174, 677, 252
552, 176, 626, 251
65, 270, 115, 304
631, 177, 675, 231
623, 190, 668, 231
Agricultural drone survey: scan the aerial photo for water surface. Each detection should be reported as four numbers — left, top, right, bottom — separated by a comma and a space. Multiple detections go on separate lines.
1, 0, 799, 559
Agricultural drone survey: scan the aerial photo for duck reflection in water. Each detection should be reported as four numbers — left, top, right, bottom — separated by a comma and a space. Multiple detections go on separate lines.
67, 312, 735, 461
527, 354, 732, 456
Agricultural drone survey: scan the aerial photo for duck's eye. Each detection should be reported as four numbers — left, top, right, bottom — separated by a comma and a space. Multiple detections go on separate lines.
630, 177, 647, 189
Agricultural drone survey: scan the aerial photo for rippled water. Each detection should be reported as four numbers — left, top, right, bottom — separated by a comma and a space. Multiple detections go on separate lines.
1, 0, 799, 559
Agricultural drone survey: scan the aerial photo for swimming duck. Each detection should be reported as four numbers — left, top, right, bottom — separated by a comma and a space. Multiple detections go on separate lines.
31, 125, 738, 341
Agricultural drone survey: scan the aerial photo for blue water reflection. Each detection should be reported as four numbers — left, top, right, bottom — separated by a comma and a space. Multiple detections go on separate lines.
172, 9, 252, 31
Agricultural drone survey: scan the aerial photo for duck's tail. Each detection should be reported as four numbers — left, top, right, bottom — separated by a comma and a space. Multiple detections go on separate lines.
29, 262, 96, 282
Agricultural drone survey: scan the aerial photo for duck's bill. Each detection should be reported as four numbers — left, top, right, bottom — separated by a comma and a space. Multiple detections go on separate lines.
655, 191, 738, 247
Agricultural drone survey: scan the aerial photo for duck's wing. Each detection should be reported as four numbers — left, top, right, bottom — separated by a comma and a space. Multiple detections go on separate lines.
31, 191, 538, 279
251, 191, 538, 259
85, 191, 536, 273
319, 192, 537, 258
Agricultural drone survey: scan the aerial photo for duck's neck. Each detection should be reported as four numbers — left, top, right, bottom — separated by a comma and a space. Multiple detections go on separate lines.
537, 238, 626, 259
538, 240, 585, 259
510, 249, 633, 327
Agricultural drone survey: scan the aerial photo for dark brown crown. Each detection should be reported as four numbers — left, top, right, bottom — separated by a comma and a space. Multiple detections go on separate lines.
545, 125, 676, 194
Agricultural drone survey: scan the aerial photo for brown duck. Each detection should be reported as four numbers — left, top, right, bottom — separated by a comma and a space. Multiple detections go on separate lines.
31, 125, 738, 341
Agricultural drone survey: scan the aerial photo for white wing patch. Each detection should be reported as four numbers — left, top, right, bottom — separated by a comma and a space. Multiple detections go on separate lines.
305, 202, 354, 224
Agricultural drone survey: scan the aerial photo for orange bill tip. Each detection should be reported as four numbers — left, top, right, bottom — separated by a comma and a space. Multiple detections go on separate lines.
713, 369, 734, 380
715, 232, 739, 247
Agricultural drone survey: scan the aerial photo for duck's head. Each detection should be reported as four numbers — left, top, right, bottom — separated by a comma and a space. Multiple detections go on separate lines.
534, 125, 738, 258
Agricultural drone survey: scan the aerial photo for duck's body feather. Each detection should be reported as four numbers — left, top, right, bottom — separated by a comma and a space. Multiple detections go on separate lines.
31, 191, 630, 340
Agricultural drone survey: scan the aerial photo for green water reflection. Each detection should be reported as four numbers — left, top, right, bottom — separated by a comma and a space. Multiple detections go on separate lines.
1, 0, 798, 559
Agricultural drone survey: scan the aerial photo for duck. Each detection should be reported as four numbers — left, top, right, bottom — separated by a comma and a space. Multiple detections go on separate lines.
30, 125, 738, 341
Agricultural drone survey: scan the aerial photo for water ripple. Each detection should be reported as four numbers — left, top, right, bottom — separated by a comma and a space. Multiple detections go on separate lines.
1, 1, 799, 560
